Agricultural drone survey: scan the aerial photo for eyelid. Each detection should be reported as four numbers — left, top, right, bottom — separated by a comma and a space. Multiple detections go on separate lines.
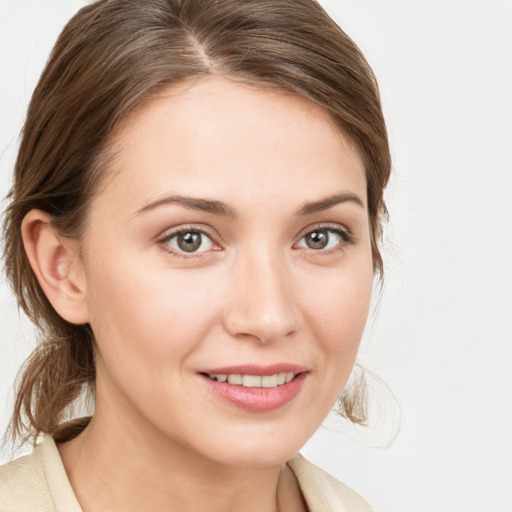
295, 222, 354, 243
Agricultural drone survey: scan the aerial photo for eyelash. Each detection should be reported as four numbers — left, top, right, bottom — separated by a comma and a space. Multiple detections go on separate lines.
295, 223, 355, 256
157, 223, 354, 259
158, 225, 220, 259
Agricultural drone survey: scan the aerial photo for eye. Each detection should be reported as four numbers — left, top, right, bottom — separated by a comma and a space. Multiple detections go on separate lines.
295, 226, 351, 252
164, 229, 215, 254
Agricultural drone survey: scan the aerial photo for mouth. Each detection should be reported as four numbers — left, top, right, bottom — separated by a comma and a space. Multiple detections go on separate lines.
198, 365, 307, 412
202, 372, 297, 388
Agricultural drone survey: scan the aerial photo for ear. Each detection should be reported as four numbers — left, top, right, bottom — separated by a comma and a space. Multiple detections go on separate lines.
21, 209, 90, 324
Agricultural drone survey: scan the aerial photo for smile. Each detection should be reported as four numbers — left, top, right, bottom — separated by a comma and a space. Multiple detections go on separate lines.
199, 365, 307, 412
206, 372, 296, 388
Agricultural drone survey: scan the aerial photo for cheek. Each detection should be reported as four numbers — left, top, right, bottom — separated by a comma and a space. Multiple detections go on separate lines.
301, 260, 373, 366
85, 252, 224, 363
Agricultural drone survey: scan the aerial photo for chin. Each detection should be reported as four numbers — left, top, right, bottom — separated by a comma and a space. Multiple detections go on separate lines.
213, 446, 302, 469
192, 423, 314, 469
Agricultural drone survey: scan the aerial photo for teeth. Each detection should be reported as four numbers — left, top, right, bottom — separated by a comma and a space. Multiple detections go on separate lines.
262, 375, 278, 388
208, 372, 296, 388
227, 374, 243, 385
242, 375, 262, 387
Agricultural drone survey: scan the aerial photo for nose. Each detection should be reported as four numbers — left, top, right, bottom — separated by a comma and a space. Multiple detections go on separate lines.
223, 249, 301, 344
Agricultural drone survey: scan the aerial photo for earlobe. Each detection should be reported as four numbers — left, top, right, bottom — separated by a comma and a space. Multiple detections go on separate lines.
21, 209, 90, 325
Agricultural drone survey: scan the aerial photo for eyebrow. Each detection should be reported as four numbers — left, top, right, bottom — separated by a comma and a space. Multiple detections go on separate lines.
135, 195, 238, 218
296, 192, 365, 215
135, 191, 364, 218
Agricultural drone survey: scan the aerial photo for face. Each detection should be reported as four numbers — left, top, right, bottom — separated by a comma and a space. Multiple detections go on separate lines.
78, 77, 373, 467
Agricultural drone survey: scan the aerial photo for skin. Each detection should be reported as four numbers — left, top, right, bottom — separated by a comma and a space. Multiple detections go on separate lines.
23, 77, 374, 511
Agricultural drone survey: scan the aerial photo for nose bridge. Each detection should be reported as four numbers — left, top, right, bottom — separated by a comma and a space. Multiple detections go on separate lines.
224, 243, 299, 342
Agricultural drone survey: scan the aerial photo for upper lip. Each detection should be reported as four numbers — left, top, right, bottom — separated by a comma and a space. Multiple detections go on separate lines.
199, 364, 307, 376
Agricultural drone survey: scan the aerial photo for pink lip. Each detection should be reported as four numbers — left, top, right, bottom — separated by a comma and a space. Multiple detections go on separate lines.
200, 363, 307, 376
198, 364, 308, 413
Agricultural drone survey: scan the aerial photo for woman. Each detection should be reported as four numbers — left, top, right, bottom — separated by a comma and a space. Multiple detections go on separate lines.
0, 0, 390, 510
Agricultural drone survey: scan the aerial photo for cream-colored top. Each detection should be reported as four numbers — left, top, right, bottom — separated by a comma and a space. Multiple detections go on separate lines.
0, 436, 372, 511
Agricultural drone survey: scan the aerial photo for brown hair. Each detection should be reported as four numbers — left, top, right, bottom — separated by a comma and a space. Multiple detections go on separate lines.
3, 0, 390, 446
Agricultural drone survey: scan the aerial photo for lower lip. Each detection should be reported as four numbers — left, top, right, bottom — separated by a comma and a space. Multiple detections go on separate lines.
199, 373, 307, 412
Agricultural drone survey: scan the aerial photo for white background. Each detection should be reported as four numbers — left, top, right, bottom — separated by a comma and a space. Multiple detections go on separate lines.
1, 1, 511, 511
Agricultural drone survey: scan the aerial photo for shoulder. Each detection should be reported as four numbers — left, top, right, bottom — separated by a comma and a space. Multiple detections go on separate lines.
0, 440, 56, 512
287, 454, 372, 512
0, 436, 81, 512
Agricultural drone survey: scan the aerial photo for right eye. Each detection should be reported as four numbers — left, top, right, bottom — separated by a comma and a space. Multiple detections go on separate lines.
161, 229, 216, 254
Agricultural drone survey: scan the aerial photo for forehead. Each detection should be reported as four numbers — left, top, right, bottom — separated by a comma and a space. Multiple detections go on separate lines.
98, 76, 367, 211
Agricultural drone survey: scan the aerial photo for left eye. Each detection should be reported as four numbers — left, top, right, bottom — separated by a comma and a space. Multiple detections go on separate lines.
296, 228, 343, 250
165, 230, 214, 253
